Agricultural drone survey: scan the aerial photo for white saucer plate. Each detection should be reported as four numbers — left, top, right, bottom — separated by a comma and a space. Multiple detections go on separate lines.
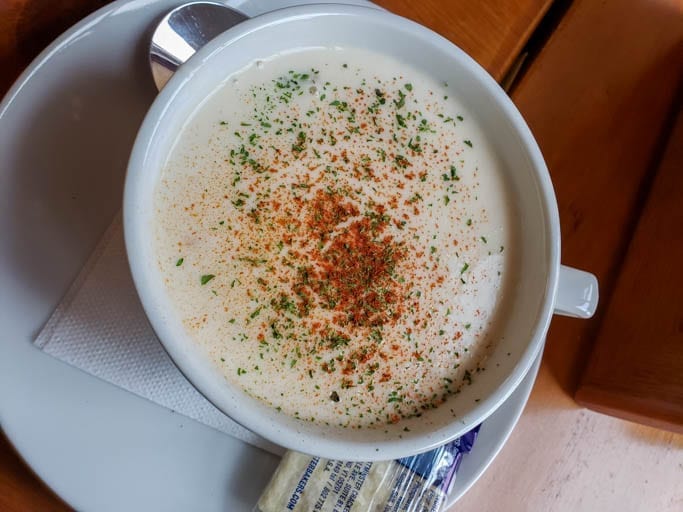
0, 0, 541, 510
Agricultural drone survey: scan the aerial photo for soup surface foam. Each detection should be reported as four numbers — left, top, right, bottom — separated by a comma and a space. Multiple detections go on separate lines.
154, 47, 515, 428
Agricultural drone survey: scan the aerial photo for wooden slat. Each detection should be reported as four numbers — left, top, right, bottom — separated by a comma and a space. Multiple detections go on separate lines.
575, 104, 683, 432
513, 0, 682, 399
454, 0, 683, 510
374, 0, 553, 82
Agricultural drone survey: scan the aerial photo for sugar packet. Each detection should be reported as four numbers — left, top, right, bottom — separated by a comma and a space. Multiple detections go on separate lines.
255, 426, 480, 512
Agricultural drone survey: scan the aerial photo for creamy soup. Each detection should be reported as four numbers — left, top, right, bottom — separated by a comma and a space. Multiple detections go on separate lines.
154, 47, 515, 428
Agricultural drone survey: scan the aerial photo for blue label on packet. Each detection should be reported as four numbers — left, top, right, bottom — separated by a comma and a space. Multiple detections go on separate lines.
395, 425, 480, 492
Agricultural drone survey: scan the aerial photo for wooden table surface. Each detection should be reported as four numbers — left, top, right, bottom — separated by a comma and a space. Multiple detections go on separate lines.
1, 0, 681, 511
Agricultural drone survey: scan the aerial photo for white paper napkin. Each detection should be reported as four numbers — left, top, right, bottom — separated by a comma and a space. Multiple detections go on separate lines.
35, 213, 283, 456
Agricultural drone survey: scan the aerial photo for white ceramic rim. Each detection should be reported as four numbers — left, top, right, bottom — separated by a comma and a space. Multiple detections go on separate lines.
124, 3, 560, 461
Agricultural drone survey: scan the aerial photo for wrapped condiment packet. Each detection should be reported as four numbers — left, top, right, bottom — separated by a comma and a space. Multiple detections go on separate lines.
255, 426, 480, 512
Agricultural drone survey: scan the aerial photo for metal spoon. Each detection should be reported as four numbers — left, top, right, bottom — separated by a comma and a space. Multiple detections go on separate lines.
149, 1, 248, 90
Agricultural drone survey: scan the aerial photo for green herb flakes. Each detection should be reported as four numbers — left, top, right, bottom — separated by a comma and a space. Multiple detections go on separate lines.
200, 274, 215, 285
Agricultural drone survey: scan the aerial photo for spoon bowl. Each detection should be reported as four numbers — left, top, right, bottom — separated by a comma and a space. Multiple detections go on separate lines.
150, 1, 248, 90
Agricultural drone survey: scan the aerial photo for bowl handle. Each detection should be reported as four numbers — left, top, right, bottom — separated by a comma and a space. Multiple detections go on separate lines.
554, 265, 599, 318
